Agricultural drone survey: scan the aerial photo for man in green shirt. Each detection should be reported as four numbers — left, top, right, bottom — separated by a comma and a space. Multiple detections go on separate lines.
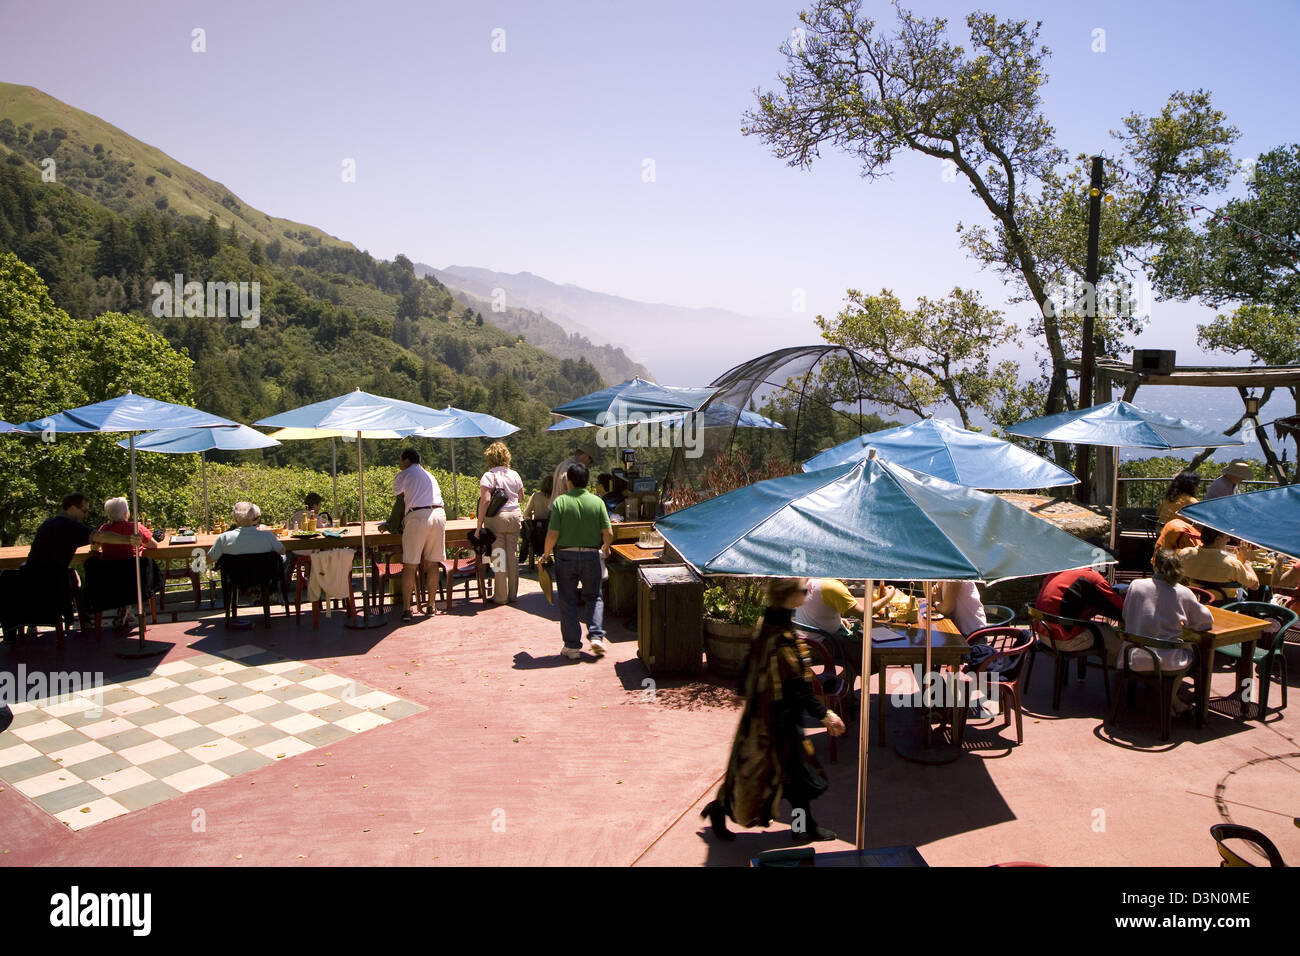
540, 462, 614, 660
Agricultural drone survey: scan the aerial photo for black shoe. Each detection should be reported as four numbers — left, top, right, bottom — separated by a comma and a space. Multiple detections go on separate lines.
791, 824, 837, 844
701, 800, 735, 841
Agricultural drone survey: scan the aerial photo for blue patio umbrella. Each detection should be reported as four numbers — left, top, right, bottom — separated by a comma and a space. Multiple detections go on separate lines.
1182, 485, 1300, 561
119, 425, 281, 532
16, 392, 239, 651
0, 420, 16, 433
803, 418, 1077, 489
407, 407, 520, 517
656, 455, 1111, 848
551, 376, 718, 426
1006, 400, 1244, 556
255, 390, 455, 627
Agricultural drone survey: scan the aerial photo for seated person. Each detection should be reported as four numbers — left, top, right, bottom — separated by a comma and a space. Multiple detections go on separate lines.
1153, 517, 1201, 559
290, 492, 332, 530
793, 578, 894, 635
1156, 470, 1201, 526
1035, 567, 1125, 660
1277, 558, 1300, 592
929, 580, 987, 637
2, 493, 141, 640
208, 501, 285, 566
1122, 549, 1213, 715
1178, 528, 1258, 603
520, 476, 553, 565
96, 496, 164, 628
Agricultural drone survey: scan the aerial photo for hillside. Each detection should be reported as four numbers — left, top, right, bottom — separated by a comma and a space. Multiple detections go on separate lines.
428, 264, 782, 385
0, 89, 608, 486
413, 262, 650, 384
0, 82, 351, 255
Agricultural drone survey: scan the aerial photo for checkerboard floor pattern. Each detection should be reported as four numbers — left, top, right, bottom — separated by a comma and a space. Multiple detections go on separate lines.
0, 645, 422, 831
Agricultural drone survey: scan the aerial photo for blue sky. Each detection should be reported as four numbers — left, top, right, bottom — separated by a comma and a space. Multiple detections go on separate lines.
1, 0, 1297, 383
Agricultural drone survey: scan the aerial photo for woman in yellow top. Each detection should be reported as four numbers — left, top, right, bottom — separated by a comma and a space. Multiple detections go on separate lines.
1156, 470, 1201, 526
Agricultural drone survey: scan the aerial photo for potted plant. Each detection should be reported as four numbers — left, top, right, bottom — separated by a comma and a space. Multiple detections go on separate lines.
702, 579, 765, 677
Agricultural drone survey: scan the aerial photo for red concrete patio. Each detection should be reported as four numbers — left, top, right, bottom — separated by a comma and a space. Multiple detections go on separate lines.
2, 575, 1299, 867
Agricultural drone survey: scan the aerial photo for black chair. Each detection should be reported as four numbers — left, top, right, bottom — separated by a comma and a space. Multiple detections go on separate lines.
1110, 630, 1198, 742
80, 555, 163, 637
214, 552, 288, 629
1215, 601, 1298, 720
1025, 607, 1112, 710
0, 564, 77, 643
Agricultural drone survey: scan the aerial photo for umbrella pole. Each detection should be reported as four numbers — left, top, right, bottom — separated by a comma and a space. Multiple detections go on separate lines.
332, 437, 338, 520
202, 451, 209, 534
132, 433, 145, 647
856, 578, 874, 850
1109, 453, 1120, 584
894, 580, 961, 765
344, 431, 383, 629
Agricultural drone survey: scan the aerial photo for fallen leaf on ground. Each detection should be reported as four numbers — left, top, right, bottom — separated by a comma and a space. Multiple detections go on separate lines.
413, 829, 424, 835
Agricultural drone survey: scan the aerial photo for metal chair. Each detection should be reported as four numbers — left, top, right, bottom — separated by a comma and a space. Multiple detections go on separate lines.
799, 632, 851, 763
1210, 824, 1286, 867
1025, 607, 1112, 710
982, 604, 1015, 627
1215, 601, 1298, 720
950, 626, 1034, 745
1110, 630, 1198, 742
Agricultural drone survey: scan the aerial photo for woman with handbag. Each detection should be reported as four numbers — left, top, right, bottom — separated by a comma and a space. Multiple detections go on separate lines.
479, 441, 525, 604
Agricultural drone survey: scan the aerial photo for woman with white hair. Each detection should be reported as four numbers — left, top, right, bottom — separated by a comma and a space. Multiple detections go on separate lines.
208, 502, 284, 566
96, 496, 162, 561
95, 496, 163, 630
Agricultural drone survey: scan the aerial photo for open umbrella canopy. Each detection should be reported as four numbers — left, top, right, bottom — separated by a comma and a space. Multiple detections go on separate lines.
254, 389, 454, 434
0, 420, 16, 433
657, 457, 1111, 583
1182, 485, 1300, 561
551, 376, 718, 426
1005, 400, 1245, 450
17, 392, 237, 434
803, 418, 1077, 489
408, 407, 519, 439
117, 424, 280, 453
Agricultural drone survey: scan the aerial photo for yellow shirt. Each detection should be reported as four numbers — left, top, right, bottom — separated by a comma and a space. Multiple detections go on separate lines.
1157, 494, 1197, 526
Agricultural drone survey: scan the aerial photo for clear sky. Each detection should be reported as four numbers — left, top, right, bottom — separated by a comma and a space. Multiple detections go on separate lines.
1, 0, 1297, 380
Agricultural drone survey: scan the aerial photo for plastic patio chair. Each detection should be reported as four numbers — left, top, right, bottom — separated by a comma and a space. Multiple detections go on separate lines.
1210, 824, 1286, 867
950, 625, 1034, 746
982, 604, 1016, 627
1215, 601, 1298, 720
1025, 606, 1112, 710
1109, 630, 1198, 742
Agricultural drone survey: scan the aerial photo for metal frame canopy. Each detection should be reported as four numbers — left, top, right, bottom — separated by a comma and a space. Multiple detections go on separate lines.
664, 345, 878, 499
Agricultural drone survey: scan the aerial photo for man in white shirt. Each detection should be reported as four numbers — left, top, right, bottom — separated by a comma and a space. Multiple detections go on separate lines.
392, 448, 446, 621
552, 443, 597, 498
1205, 460, 1252, 499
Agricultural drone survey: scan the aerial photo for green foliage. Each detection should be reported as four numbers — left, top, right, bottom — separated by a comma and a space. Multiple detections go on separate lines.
1197, 303, 1300, 368
1117, 456, 1270, 510
0, 254, 196, 544
703, 581, 765, 628
815, 287, 1022, 429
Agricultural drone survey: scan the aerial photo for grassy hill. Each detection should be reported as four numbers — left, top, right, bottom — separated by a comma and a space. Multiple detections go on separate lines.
0, 82, 351, 255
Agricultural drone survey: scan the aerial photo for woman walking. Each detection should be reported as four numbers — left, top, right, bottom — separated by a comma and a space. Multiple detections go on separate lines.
478, 441, 524, 604
702, 577, 846, 844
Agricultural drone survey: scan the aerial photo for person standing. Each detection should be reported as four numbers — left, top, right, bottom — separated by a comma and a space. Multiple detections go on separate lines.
702, 577, 847, 844
539, 462, 612, 659
478, 441, 524, 604
551, 442, 597, 498
1205, 460, 1253, 500
392, 448, 446, 622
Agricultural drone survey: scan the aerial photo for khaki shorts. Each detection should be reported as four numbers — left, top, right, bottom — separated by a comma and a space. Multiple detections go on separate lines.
401, 507, 446, 564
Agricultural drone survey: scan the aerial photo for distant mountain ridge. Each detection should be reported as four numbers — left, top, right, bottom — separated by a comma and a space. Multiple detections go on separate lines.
426, 264, 787, 386
412, 262, 650, 384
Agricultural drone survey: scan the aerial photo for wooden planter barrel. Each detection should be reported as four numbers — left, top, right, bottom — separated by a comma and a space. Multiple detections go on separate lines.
703, 617, 753, 677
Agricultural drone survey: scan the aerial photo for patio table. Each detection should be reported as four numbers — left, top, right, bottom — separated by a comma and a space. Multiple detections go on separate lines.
866, 618, 968, 745
1182, 604, 1272, 728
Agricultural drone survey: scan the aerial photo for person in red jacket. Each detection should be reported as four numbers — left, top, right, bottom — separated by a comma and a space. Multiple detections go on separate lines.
1035, 567, 1126, 660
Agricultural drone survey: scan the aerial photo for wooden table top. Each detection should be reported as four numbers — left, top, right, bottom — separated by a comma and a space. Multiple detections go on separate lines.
610, 543, 665, 564
863, 618, 968, 662
1185, 604, 1272, 648
0, 519, 480, 570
